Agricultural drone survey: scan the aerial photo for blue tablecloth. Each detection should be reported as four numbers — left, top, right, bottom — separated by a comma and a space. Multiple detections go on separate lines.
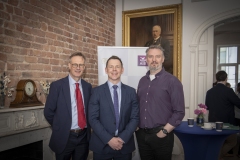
174, 121, 239, 160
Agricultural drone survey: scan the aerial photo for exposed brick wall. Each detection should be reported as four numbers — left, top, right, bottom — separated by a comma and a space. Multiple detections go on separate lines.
0, 0, 115, 107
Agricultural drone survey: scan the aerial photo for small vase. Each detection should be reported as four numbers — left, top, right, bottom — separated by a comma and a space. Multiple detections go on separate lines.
196, 115, 204, 126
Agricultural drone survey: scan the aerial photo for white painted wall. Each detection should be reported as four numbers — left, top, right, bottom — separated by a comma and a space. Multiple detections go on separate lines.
115, 1, 240, 158
115, 0, 240, 119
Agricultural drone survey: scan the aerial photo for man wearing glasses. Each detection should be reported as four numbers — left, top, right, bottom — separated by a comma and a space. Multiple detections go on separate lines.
44, 52, 92, 160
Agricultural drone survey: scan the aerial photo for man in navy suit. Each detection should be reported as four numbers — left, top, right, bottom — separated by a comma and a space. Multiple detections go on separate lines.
44, 52, 92, 160
88, 56, 139, 160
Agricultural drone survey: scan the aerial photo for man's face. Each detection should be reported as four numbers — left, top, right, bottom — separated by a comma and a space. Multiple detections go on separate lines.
146, 48, 165, 72
152, 26, 161, 39
105, 59, 124, 84
68, 56, 85, 81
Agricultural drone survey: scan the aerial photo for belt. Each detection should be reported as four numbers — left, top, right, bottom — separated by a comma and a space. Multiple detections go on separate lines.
139, 126, 163, 134
70, 128, 85, 134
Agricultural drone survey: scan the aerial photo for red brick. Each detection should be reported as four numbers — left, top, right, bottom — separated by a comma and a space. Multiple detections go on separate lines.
41, 22, 47, 31
52, 65, 62, 72
0, 3, 3, 10
25, 56, 38, 63
0, 45, 13, 53
16, 39, 31, 48
23, 26, 32, 34
38, 57, 49, 64
4, 21, 15, 30
20, 33, 33, 41
35, 37, 47, 44
31, 43, 43, 50
46, 32, 56, 39
12, 15, 27, 25
8, 54, 24, 62
31, 28, 45, 37
6, 62, 15, 70
0, 52, 7, 61
19, 1, 36, 13
0, 11, 10, 20
16, 24, 23, 32
4, 36, 16, 45
6, 5, 13, 14
51, 1, 61, 10
30, 64, 44, 70
14, 7, 22, 16
8, 0, 19, 6
50, 59, 59, 65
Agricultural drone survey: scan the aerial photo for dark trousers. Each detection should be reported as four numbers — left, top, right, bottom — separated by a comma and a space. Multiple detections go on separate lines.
135, 128, 174, 160
93, 151, 132, 160
56, 129, 89, 160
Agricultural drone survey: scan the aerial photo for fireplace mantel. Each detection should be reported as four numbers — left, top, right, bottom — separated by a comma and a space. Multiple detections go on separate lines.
0, 105, 54, 159
0, 106, 50, 137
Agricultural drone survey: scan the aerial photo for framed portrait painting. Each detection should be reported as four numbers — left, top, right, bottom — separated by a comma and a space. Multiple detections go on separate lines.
122, 4, 182, 80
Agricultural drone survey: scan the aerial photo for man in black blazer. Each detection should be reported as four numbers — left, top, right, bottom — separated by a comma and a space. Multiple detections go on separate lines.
205, 70, 240, 159
44, 52, 92, 160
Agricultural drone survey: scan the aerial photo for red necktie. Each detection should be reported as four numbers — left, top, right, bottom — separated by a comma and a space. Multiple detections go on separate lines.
75, 83, 86, 129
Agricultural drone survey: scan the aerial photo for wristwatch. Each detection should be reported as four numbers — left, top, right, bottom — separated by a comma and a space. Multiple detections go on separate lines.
161, 128, 168, 135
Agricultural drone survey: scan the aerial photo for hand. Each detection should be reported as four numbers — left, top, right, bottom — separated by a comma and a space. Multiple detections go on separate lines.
156, 130, 167, 138
108, 137, 123, 150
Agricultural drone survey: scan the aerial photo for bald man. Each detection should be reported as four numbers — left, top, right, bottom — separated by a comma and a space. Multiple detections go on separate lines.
144, 25, 170, 60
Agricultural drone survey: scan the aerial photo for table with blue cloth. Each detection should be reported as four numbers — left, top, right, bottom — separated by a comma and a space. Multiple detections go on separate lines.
174, 121, 239, 160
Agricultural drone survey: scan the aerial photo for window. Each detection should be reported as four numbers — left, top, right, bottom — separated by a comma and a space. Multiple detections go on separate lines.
217, 46, 240, 91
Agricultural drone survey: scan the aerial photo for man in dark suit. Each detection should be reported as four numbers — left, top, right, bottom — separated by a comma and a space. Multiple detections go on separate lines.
205, 70, 240, 160
144, 25, 170, 60
44, 52, 92, 160
88, 56, 139, 160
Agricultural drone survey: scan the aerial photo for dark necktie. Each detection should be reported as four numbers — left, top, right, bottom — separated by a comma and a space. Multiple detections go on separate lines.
75, 83, 86, 129
113, 85, 120, 131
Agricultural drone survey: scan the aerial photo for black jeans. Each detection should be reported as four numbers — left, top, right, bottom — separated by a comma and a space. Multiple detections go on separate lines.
135, 127, 174, 160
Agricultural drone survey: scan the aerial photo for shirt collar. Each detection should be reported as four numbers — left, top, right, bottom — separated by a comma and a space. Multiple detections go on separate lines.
146, 67, 165, 78
68, 75, 81, 85
107, 81, 121, 89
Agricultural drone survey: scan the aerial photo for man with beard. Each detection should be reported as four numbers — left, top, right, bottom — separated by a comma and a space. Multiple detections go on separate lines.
136, 45, 185, 160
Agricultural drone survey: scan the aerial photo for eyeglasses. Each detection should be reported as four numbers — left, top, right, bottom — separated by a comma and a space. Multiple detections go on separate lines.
71, 63, 85, 68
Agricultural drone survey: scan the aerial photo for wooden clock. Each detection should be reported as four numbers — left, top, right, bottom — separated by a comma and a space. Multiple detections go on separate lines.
10, 79, 43, 108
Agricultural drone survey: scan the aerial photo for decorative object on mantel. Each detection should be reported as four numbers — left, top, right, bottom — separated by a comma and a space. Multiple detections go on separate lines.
194, 103, 208, 126
10, 79, 43, 108
40, 80, 51, 96
0, 72, 14, 109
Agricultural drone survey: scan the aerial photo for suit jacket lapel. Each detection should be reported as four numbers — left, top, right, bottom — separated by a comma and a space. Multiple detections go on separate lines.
103, 82, 116, 116
81, 79, 89, 119
119, 83, 126, 122
62, 77, 72, 117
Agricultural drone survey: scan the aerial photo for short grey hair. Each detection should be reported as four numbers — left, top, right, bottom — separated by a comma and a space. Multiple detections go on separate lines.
69, 52, 86, 63
145, 45, 165, 57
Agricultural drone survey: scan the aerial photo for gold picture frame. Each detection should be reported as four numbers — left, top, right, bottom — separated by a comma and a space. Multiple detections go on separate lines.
122, 4, 182, 80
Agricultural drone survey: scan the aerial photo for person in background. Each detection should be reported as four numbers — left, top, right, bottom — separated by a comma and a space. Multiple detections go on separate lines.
44, 52, 92, 160
212, 81, 217, 87
226, 82, 231, 88
136, 45, 185, 160
235, 82, 240, 126
144, 25, 170, 60
88, 56, 139, 160
205, 70, 240, 160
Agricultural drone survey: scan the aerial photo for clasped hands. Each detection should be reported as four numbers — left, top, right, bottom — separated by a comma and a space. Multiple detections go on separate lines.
108, 137, 124, 150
